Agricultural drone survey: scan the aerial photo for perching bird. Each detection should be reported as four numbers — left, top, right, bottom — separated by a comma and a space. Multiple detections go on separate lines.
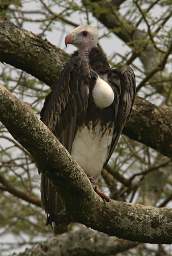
40, 25, 136, 227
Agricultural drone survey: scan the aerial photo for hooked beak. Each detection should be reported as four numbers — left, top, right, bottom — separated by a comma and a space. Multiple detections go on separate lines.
65, 34, 73, 47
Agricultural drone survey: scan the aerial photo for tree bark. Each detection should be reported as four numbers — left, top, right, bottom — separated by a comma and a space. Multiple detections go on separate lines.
14, 226, 138, 256
124, 97, 172, 158
0, 20, 67, 88
1, 84, 172, 243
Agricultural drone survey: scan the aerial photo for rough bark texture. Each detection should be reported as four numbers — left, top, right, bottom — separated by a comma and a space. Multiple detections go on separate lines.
14, 226, 138, 256
1, 84, 172, 243
124, 97, 172, 158
0, 20, 171, 158
0, 20, 68, 87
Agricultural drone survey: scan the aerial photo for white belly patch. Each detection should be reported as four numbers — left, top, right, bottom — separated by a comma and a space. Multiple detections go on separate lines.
71, 122, 113, 177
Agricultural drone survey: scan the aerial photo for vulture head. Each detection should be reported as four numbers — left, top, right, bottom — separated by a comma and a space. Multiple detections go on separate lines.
65, 25, 98, 52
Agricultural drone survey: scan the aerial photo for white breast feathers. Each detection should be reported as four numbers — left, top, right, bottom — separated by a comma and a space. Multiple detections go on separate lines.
92, 76, 114, 109
71, 123, 113, 178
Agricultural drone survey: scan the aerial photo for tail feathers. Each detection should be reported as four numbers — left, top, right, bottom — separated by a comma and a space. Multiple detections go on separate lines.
41, 174, 69, 234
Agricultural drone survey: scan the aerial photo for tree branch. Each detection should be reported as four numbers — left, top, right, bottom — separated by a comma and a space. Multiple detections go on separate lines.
124, 97, 172, 158
14, 226, 138, 256
1, 84, 172, 243
0, 20, 67, 88
0, 20, 171, 158
0, 173, 41, 207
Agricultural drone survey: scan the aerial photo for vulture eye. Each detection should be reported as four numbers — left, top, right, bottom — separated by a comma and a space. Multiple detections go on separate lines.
82, 31, 88, 37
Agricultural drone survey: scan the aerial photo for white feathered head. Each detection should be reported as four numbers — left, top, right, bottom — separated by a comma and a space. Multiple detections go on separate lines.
65, 25, 98, 50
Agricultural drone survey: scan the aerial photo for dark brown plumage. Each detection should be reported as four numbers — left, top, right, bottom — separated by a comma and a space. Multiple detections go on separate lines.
40, 46, 135, 228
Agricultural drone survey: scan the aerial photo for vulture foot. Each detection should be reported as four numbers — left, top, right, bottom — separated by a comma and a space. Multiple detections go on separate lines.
89, 177, 110, 202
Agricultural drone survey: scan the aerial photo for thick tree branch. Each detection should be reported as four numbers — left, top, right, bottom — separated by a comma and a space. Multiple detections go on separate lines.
0, 20, 67, 88
15, 226, 138, 256
0, 20, 171, 158
1, 84, 172, 243
124, 97, 172, 158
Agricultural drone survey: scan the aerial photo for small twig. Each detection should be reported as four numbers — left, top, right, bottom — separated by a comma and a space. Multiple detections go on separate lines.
136, 41, 172, 91
135, 0, 161, 27
0, 173, 41, 207
129, 160, 171, 182
158, 194, 172, 208
134, 0, 165, 54
39, 0, 78, 27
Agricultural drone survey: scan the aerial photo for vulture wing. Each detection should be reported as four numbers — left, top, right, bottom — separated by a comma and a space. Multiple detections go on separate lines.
41, 55, 90, 151
105, 66, 136, 165
40, 55, 93, 227
89, 47, 136, 165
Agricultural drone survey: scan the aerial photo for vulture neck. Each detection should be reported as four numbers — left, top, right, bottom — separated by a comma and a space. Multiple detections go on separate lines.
77, 46, 110, 75
88, 46, 110, 74
78, 46, 95, 76
78, 47, 90, 63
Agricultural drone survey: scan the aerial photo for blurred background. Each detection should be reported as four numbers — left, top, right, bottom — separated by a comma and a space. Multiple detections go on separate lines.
0, 0, 172, 255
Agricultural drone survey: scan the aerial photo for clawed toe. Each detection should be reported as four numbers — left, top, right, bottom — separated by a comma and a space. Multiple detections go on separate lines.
89, 176, 110, 202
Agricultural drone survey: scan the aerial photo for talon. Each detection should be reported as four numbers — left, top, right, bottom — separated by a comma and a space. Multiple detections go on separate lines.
94, 186, 110, 202
89, 177, 110, 202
